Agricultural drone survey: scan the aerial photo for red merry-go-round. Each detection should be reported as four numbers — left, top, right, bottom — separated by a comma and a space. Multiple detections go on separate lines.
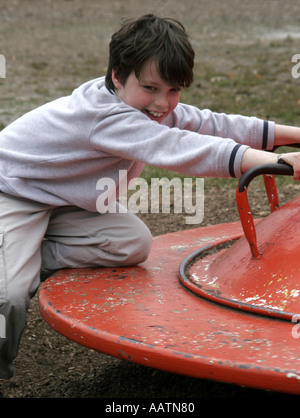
38, 162, 300, 395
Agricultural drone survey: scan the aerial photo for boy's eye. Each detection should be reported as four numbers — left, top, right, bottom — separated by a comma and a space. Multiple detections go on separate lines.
143, 86, 182, 93
171, 87, 182, 93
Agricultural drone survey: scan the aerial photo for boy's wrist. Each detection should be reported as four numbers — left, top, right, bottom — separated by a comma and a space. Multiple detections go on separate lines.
276, 153, 285, 164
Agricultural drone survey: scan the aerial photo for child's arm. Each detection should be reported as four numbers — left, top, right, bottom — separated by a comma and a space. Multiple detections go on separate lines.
238, 123, 300, 180
274, 124, 300, 147
241, 146, 300, 180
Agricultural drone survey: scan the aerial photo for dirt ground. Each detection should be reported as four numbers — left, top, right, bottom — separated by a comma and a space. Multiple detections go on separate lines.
1, 0, 300, 399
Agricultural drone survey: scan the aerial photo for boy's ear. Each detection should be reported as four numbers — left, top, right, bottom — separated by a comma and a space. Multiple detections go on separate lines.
111, 69, 122, 90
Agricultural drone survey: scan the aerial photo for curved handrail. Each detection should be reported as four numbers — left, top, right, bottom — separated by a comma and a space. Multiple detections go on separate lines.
236, 162, 293, 258
238, 162, 293, 192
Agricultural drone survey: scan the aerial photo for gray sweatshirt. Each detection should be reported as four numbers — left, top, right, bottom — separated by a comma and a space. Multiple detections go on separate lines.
0, 76, 274, 212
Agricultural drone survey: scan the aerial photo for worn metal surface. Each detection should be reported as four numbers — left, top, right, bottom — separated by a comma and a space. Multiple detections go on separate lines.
182, 195, 300, 321
39, 217, 300, 395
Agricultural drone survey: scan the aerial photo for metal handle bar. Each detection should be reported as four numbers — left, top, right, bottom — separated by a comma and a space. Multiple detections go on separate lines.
238, 162, 293, 193
236, 162, 293, 259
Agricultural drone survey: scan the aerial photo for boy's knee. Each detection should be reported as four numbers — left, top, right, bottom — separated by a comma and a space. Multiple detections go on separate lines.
121, 222, 152, 266
133, 224, 153, 263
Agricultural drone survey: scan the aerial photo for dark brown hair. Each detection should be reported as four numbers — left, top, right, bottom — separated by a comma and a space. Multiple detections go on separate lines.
105, 14, 195, 91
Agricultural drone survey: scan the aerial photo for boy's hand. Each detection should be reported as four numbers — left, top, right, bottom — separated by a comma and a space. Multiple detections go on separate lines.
279, 152, 300, 180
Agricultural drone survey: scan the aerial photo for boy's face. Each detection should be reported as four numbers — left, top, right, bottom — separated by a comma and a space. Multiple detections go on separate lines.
112, 60, 182, 124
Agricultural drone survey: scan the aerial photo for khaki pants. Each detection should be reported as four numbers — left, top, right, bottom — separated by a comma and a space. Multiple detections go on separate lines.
0, 192, 152, 378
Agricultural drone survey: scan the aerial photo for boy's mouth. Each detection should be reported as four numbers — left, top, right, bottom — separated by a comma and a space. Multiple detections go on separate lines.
145, 110, 165, 120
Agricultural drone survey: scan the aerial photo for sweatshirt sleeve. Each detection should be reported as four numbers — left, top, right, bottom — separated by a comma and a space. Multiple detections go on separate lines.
163, 103, 275, 151
162, 103, 275, 177
89, 103, 270, 179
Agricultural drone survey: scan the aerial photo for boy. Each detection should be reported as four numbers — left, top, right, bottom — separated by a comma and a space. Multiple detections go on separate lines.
1, 13, 300, 383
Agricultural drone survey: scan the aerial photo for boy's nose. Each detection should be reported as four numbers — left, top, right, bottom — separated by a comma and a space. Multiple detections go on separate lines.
153, 93, 168, 109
